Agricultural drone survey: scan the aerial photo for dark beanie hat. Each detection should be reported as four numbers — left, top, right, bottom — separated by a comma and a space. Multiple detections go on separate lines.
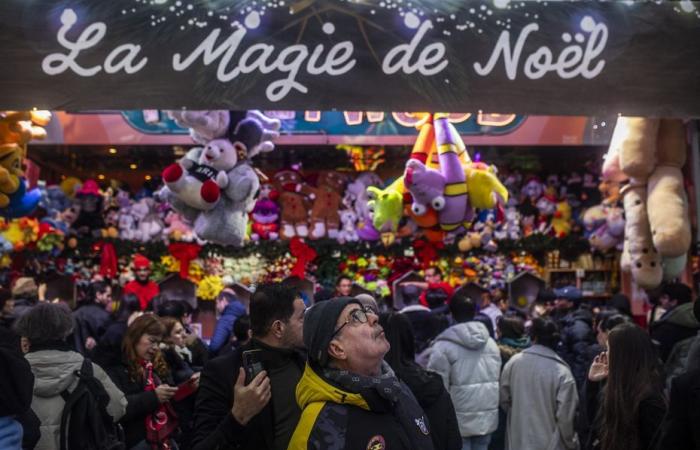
304, 296, 361, 367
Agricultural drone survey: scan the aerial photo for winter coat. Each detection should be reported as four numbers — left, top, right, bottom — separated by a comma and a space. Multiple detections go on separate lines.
72, 303, 111, 354
585, 379, 665, 450
93, 321, 127, 369
288, 363, 435, 450
395, 365, 462, 450
427, 321, 501, 437
650, 302, 700, 363
500, 344, 580, 450
0, 327, 40, 449
660, 367, 700, 450
0, 417, 23, 450
105, 361, 176, 448
191, 339, 306, 450
497, 336, 531, 368
25, 350, 127, 450
209, 301, 247, 356
557, 308, 596, 389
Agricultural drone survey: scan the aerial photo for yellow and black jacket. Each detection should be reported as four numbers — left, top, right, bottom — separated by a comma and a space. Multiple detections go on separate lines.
288, 364, 435, 450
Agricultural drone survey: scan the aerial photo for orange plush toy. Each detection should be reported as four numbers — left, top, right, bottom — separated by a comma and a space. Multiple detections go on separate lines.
0, 110, 51, 145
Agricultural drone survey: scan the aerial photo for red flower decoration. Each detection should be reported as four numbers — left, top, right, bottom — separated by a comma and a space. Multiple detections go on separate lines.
289, 237, 317, 279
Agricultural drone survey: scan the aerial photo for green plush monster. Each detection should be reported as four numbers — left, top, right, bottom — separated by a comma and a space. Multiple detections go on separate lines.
367, 179, 404, 233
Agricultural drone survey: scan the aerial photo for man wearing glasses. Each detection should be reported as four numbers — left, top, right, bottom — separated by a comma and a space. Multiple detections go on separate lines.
288, 297, 435, 450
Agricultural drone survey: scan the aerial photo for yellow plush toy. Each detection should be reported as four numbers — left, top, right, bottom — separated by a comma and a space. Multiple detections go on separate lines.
0, 110, 51, 145
0, 144, 23, 207
551, 200, 572, 238
464, 163, 509, 210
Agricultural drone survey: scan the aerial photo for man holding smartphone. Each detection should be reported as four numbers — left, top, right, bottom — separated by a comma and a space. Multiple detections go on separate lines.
192, 283, 306, 450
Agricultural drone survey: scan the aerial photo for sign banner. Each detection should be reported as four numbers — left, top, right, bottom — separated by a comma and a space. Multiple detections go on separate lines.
1, 1, 699, 116
120, 110, 526, 136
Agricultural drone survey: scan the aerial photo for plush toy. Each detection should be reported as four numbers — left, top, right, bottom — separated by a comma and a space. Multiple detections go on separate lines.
588, 205, 625, 252
273, 168, 313, 239
550, 200, 572, 238
0, 144, 22, 207
163, 110, 279, 246
118, 204, 139, 241
338, 209, 359, 244
621, 183, 662, 289
250, 197, 280, 240
465, 162, 509, 210
308, 171, 347, 240
132, 197, 163, 242
194, 162, 260, 246
494, 206, 521, 240
344, 172, 382, 241
613, 117, 690, 289
520, 177, 545, 203
71, 180, 105, 237
163, 210, 194, 242
0, 110, 51, 145
367, 180, 404, 234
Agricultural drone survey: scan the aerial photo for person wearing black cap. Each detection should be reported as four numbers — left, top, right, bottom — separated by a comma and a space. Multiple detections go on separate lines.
288, 297, 435, 450
649, 282, 699, 364
191, 283, 306, 450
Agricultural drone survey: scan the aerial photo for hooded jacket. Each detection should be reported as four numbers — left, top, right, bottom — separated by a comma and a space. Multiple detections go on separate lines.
288, 363, 435, 450
650, 302, 700, 362
209, 300, 247, 356
25, 350, 127, 450
427, 321, 501, 437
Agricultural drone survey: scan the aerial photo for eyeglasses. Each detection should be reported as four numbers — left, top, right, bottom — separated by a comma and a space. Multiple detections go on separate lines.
331, 305, 375, 339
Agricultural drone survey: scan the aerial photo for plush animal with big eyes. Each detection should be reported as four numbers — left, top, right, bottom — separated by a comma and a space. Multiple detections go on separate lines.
250, 197, 280, 241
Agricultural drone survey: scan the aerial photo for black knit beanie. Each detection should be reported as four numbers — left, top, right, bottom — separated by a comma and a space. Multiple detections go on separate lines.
304, 297, 361, 367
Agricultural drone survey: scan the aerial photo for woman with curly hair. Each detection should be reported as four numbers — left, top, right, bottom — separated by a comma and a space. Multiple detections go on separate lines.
106, 314, 179, 449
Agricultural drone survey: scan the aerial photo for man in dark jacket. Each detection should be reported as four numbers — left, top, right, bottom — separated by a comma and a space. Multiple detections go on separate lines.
552, 286, 596, 390
72, 281, 112, 355
660, 366, 700, 449
209, 289, 247, 356
650, 282, 699, 363
288, 297, 435, 450
192, 283, 306, 450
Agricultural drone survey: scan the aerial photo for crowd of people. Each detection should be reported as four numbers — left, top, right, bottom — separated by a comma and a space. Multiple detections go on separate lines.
1, 263, 700, 450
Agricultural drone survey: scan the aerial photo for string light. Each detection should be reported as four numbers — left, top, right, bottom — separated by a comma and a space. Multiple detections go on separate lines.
98, 174, 105, 180
130, 163, 138, 170
109, 148, 117, 154
145, 175, 152, 181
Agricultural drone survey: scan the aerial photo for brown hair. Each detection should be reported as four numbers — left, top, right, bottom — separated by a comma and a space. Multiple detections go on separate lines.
600, 323, 664, 450
160, 316, 183, 346
122, 314, 169, 382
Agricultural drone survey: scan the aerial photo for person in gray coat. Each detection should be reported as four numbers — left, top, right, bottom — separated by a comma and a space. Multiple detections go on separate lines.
13, 303, 127, 450
427, 294, 501, 450
500, 317, 579, 450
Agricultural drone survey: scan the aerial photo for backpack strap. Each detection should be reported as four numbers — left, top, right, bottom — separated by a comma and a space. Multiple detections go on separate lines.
59, 365, 90, 450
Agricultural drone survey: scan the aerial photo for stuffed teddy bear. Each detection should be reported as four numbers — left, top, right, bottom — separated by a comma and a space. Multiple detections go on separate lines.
611, 117, 690, 289
273, 168, 313, 239
118, 205, 139, 241
338, 209, 359, 244
308, 171, 348, 240
250, 197, 280, 241
0, 144, 23, 207
132, 197, 163, 243
163, 110, 279, 246
194, 161, 259, 247
163, 210, 194, 242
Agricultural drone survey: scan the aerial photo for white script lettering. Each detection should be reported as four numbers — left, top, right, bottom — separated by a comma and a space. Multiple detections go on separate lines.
473, 17, 608, 80
42, 9, 148, 77
382, 20, 448, 76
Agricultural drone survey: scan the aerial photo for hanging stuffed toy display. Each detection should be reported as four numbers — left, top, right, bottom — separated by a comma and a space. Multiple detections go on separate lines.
160, 110, 280, 247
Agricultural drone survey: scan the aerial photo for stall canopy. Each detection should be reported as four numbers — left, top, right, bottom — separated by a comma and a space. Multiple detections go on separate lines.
1, 1, 699, 116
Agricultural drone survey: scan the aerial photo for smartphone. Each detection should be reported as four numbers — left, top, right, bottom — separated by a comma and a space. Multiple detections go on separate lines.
173, 380, 197, 402
242, 349, 265, 385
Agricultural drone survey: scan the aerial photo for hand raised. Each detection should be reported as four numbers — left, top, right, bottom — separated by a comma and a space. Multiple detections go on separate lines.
588, 351, 609, 382
231, 368, 271, 425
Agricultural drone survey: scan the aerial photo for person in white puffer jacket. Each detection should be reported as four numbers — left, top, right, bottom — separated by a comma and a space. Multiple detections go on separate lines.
427, 294, 501, 450
14, 302, 127, 450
